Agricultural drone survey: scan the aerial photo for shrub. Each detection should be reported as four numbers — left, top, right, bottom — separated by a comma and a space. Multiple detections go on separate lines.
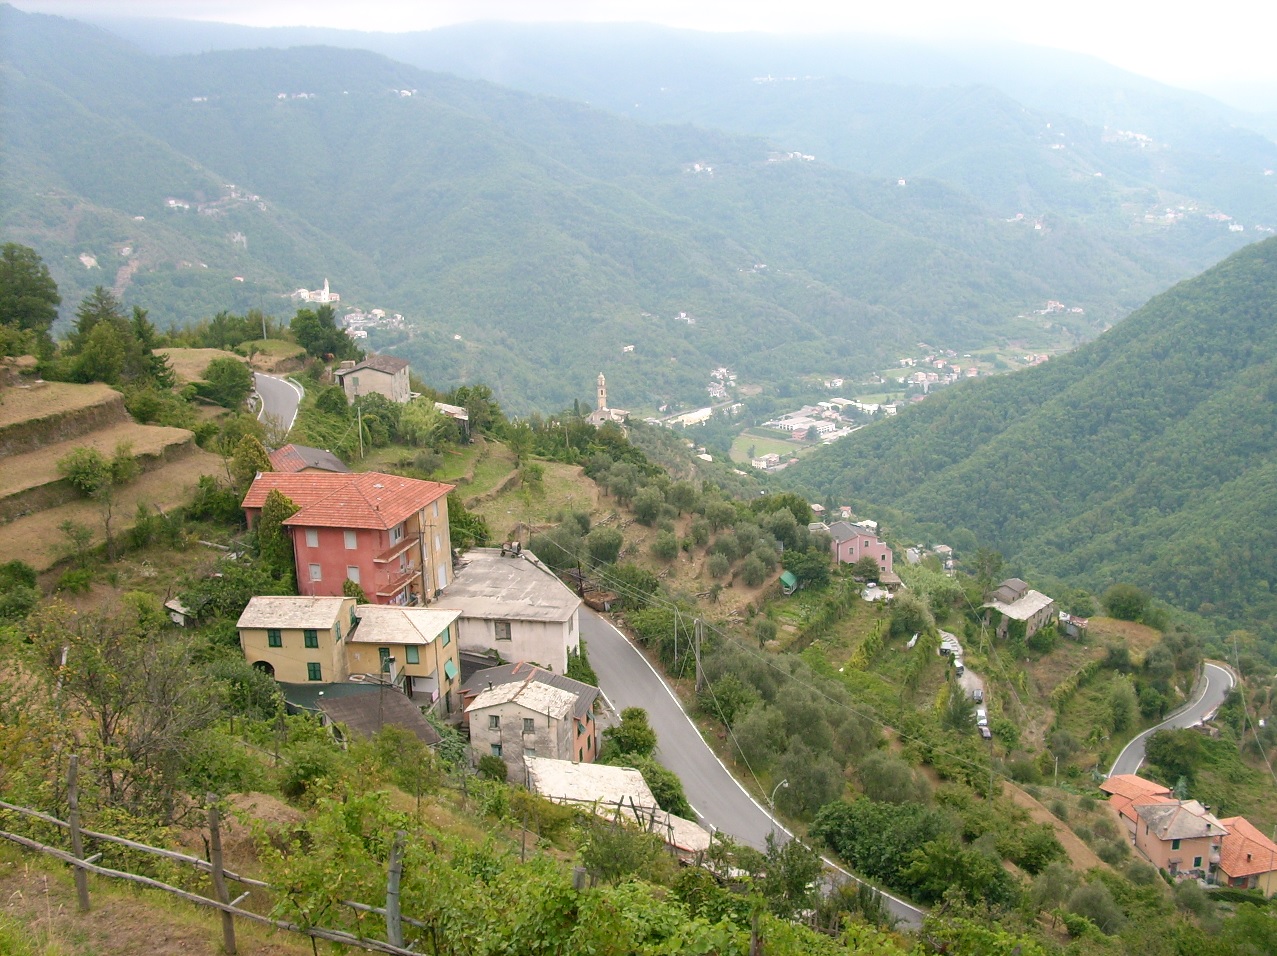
1096, 840, 1129, 864
56, 567, 93, 593
1102, 583, 1150, 622
1067, 881, 1125, 934
707, 553, 732, 578
280, 739, 339, 800
651, 531, 679, 562
739, 555, 767, 587
477, 754, 508, 782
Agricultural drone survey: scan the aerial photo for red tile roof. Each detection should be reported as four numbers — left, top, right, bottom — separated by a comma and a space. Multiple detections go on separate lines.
268, 443, 349, 474
1219, 816, 1277, 878
1100, 773, 1173, 802
1111, 791, 1176, 825
242, 472, 453, 530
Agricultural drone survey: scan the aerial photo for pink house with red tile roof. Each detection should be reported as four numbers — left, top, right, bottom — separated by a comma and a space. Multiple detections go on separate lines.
243, 472, 454, 607
827, 520, 893, 575
1218, 816, 1277, 895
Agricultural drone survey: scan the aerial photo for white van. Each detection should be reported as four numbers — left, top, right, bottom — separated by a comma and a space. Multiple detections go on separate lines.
976, 707, 988, 727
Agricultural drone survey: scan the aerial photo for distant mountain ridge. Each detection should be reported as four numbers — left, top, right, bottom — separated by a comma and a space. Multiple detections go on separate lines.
786, 236, 1277, 637
0, 5, 1266, 413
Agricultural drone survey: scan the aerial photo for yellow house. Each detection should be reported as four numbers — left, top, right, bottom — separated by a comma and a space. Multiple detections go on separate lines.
237, 595, 356, 684
345, 604, 463, 718
237, 596, 462, 719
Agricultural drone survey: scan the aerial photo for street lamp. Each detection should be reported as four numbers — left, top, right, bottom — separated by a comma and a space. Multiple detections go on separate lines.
768, 779, 789, 843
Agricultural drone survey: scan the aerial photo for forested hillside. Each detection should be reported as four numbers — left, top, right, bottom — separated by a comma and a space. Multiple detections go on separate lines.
0, 5, 1262, 413
788, 236, 1277, 638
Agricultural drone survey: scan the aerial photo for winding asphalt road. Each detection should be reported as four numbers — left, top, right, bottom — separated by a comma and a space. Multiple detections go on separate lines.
254, 372, 304, 435
1108, 661, 1235, 776
581, 609, 925, 929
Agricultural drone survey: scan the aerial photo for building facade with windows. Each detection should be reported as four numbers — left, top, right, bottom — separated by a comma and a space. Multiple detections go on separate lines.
344, 604, 462, 717
1132, 799, 1227, 879
446, 548, 582, 671
236, 597, 462, 719
462, 662, 599, 778
242, 471, 454, 607
236, 595, 356, 684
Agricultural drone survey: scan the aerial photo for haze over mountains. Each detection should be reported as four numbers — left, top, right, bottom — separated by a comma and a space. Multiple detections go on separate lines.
3, 5, 1276, 413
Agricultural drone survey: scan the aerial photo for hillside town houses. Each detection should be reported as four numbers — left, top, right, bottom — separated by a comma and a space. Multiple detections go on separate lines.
1101, 773, 1277, 893
234, 469, 601, 788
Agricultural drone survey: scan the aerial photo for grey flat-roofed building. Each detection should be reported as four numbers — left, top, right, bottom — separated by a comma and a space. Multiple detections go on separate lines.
445, 548, 581, 671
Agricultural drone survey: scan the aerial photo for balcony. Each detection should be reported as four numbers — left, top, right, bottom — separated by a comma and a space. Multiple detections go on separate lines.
409, 672, 439, 704
374, 536, 417, 565
375, 565, 421, 598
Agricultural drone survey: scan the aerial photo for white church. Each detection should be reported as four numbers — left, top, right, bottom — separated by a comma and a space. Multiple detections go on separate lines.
587, 373, 629, 426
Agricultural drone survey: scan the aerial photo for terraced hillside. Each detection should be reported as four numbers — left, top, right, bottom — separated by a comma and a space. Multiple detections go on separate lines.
0, 379, 221, 569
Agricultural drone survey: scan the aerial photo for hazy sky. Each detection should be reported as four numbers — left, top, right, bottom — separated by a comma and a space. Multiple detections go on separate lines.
12, 1, 1277, 97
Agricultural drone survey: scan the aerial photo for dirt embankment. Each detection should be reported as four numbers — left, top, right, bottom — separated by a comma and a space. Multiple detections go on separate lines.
1002, 780, 1108, 873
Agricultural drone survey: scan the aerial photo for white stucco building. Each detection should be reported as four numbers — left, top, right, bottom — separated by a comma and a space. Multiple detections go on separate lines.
445, 548, 582, 672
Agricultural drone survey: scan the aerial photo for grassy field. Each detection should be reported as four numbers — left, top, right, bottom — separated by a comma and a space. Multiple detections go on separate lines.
157, 348, 243, 385
0, 421, 193, 499
0, 381, 119, 429
728, 429, 822, 464
0, 446, 223, 571
472, 459, 600, 543
242, 338, 307, 372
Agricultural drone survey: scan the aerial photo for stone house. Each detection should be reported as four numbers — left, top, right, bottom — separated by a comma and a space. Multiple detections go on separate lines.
463, 662, 599, 777
982, 577, 1057, 640
335, 354, 411, 404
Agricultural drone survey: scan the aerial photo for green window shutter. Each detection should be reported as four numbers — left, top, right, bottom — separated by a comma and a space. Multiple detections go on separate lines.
267, 629, 282, 647
443, 658, 457, 680
441, 623, 451, 646
405, 646, 420, 665
307, 662, 322, 681
304, 629, 318, 648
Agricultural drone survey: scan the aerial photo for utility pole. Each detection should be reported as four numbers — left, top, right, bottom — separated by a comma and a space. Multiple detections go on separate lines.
356, 385, 365, 458
989, 732, 996, 798
694, 618, 704, 693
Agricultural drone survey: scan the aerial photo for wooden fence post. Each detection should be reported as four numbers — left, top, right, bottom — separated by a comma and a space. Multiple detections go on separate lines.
67, 755, 90, 913
207, 796, 237, 955
385, 830, 406, 948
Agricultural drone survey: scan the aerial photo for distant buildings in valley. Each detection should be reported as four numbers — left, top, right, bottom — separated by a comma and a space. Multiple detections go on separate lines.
291, 278, 340, 304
